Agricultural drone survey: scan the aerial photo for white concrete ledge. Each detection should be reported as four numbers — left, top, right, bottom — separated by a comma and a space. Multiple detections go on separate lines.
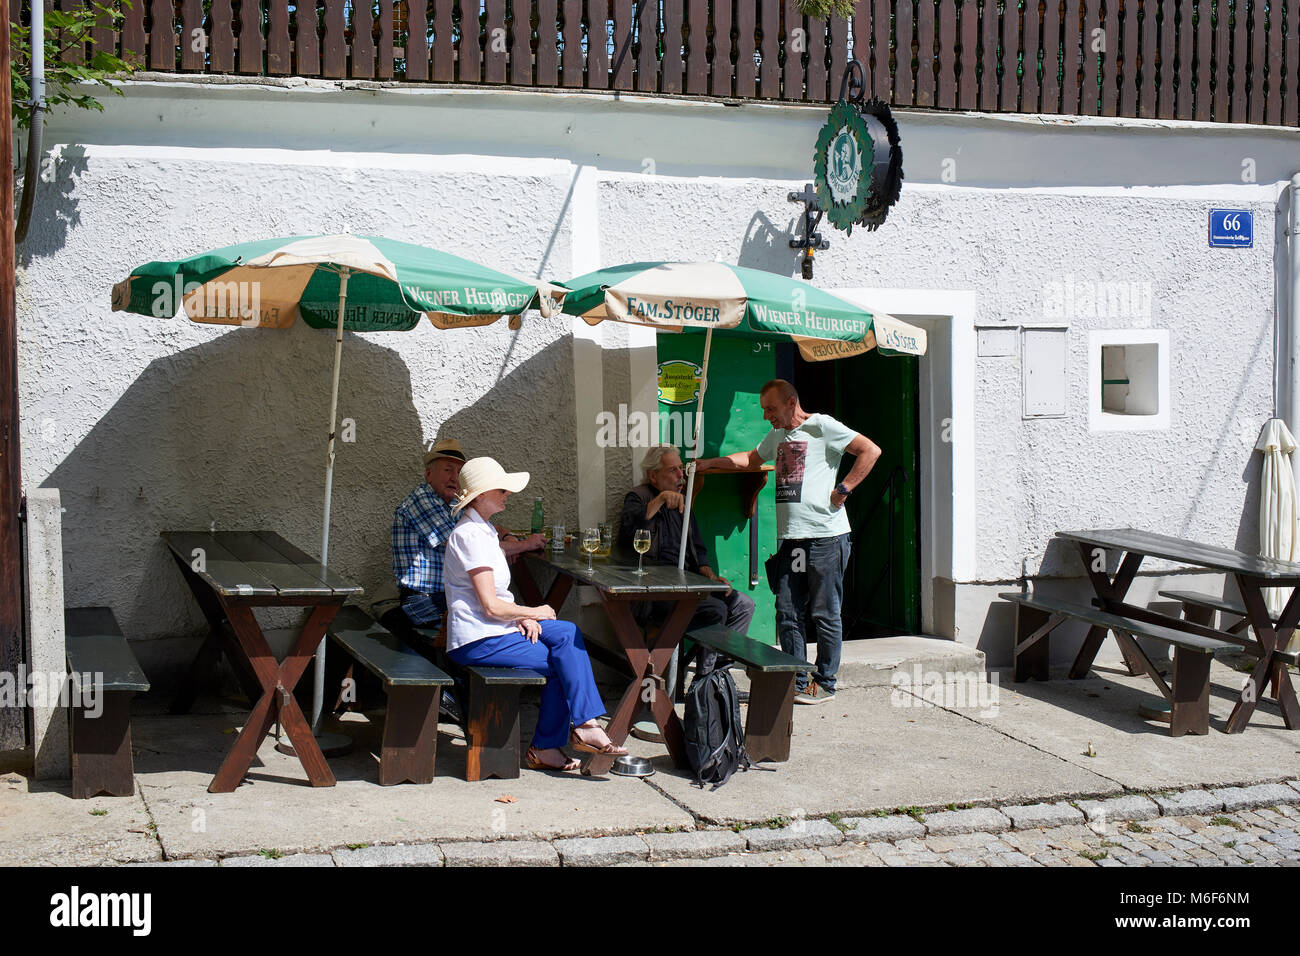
23, 488, 68, 781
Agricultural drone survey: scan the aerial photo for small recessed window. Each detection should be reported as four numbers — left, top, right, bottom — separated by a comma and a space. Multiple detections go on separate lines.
1101, 343, 1160, 416
1089, 331, 1169, 432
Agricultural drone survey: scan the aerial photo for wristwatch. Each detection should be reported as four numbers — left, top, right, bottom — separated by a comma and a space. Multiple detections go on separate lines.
835, 483, 851, 497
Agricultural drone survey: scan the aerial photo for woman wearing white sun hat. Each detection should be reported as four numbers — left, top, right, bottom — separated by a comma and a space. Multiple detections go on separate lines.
443, 457, 627, 772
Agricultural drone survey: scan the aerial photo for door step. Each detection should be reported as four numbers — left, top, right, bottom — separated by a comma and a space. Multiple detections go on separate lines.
811, 635, 988, 688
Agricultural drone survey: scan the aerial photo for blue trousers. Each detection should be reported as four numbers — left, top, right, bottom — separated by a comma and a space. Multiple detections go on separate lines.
447, 620, 605, 750
775, 534, 851, 693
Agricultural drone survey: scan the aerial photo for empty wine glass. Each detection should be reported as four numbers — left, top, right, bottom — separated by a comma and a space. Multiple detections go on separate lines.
632, 529, 652, 576
581, 527, 600, 573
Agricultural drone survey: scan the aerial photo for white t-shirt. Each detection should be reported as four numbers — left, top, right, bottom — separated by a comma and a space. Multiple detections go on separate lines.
757, 413, 858, 540
443, 507, 517, 651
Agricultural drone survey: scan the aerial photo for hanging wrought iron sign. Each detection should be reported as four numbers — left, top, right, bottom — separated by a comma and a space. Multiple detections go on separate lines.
813, 60, 903, 235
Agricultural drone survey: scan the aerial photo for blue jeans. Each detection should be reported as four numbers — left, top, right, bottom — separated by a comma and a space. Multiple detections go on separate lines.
400, 589, 446, 628
447, 621, 605, 750
774, 534, 851, 693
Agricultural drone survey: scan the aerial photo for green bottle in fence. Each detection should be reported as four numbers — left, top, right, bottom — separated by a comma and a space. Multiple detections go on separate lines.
531, 497, 544, 535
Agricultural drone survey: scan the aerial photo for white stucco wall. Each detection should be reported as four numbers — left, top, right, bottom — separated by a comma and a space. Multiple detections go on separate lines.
16, 75, 1299, 673
19, 145, 580, 660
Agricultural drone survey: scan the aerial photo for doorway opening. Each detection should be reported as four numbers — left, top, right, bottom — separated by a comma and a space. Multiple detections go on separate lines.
778, 343, 923, 637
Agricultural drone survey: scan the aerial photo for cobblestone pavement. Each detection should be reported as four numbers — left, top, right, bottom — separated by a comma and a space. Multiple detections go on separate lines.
126, 782, 1300, 866
660, 804, 1300, 867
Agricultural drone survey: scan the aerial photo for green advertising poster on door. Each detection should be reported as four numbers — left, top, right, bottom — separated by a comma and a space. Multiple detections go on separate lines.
656, 334, 778, 643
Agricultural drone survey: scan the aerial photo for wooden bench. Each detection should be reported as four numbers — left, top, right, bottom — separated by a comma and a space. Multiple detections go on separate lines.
326, 606, 452, 786
402, 638, 552, 780
463, 666, 547, 780
386, 617, 548, 779
1000, 591, 1237, 736
1159, 589, 1299, 697
65, 607, 150, 799
1158, 589, 1275, 633
682, 625, 808, 763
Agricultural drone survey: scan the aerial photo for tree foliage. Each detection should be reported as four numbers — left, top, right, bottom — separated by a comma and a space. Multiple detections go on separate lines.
796, 0, 859, 17
10, 1, 136, 128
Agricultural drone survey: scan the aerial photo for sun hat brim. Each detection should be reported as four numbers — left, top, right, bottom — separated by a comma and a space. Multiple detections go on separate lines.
452, 458, 530, 515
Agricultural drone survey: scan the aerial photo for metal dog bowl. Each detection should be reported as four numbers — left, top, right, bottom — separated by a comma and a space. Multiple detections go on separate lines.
609, 755, 655, 777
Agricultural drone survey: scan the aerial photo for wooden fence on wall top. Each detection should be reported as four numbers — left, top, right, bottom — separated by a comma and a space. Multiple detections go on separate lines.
32, 0, 1300, 126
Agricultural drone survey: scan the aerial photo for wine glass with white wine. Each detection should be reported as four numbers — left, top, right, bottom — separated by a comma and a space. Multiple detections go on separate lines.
581, 527, 600, 573
632, 529, 652, 576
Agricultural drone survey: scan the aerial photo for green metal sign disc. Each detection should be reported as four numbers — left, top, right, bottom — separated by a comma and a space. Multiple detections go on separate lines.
814, 100, 876, 236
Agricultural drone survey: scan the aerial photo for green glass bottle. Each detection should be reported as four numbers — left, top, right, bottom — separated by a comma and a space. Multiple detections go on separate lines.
531, 496, 544, 535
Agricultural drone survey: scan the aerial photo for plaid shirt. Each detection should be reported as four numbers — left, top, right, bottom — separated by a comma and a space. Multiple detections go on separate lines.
392, 483, 459, 594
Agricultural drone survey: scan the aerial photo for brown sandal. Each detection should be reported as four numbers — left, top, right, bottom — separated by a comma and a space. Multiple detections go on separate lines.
569, 729, 628, 757
525, 746, 580, 773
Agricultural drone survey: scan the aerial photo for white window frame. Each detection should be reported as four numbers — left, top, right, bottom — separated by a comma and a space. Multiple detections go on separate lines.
1088, 328, 1170, 432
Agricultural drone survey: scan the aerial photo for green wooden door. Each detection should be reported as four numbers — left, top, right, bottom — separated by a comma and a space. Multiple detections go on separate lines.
789, 346, 921, 637
656, 334, 778, 643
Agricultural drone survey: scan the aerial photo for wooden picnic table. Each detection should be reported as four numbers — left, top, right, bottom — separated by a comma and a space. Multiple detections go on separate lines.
162, 530, 363, 792
1057, 528, 1300, 733
513, 549, 728, 775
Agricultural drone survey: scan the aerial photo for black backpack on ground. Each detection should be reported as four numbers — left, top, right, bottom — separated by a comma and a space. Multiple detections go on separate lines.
683, 658, 772, 790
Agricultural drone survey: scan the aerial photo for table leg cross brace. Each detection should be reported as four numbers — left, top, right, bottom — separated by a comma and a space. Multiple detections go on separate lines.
208, 604, 339, 793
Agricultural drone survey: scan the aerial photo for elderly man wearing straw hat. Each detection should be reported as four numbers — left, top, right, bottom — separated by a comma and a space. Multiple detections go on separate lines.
444, 457, 627, 772
391, 440, 545, 724
392, 439, 545, 632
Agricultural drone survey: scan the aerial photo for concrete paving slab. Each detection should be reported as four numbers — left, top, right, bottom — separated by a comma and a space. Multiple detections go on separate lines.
1004, 802, 1085, 829
649, 686, 1116, 825
553, 835, 649, 866
441, 840, 558, 866
1076, 795, 1159, 823
1153, 790, 1224, 816
1211, 783, 1300, 811
331, 843, 445, 866
923, 807, 1011, 835
744, 819, 843, 851
220, 853, 334, 866
828, 636, 987, 688
132, 711, 692, 859
963, 664, 1300, 792
127, 858, 218, 866
642, 829, 747, 860
0, 772, 160, 865
840, 815, 926, 841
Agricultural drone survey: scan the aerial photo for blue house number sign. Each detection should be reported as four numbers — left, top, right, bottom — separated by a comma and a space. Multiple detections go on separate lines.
1209, 209, 1253, 248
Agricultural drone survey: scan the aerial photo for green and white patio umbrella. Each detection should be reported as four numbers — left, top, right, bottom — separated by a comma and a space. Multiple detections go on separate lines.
114, 233, 566, 727
557, 260, 927, 568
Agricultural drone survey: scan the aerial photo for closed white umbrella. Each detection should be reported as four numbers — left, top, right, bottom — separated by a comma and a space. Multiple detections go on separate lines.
1256, 418, 1299, 636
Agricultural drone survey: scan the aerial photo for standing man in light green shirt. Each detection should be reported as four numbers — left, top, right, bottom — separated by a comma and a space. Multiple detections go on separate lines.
695, 378, 881, 703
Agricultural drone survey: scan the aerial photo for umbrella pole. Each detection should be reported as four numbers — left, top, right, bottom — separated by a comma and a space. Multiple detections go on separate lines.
678, 328, 712, 571
648, 327, 709, 714
278, 267, 354, 758
314, 267, 348, 733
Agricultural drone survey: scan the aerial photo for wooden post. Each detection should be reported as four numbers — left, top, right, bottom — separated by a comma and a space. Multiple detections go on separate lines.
0, 9, 22, 750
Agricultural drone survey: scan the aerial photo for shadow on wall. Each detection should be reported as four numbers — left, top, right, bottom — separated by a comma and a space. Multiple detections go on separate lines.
438, 336, 578, 529
42, 323, 427, 648
1233, 443, 1265, 565
16, 145, 88, 263
737, 210, 801, 276
43, 319, 579, 667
